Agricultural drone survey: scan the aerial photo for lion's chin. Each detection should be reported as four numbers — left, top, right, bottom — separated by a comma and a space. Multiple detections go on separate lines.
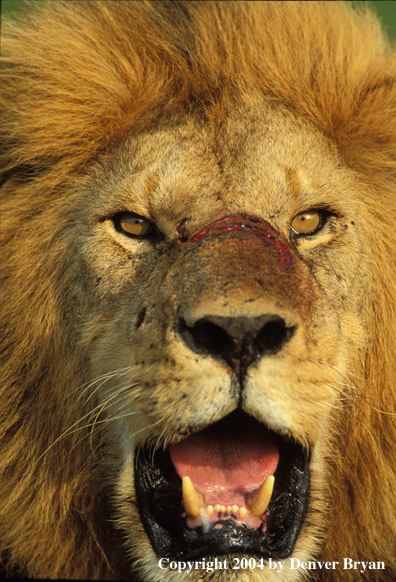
135, 410, 310, 561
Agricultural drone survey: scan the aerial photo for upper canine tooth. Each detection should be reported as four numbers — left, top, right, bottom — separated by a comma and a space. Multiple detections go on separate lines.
246, 475, 275, 518
182, 476, 204, 519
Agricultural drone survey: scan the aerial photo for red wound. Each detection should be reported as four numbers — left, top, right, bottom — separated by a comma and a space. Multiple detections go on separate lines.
177, 215, 292, 269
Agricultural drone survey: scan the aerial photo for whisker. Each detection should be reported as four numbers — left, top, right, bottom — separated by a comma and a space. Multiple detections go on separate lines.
88, 383, 142, 457
38, 382, 142, 461
71, 365, 133, 400
82, 366, 140, 406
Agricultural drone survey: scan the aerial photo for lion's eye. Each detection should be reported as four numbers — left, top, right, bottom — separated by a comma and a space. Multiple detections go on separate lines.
115, 212, 153, 238
291, 210, 322, 235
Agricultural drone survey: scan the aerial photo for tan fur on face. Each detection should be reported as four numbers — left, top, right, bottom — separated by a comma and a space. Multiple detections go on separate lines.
1, 2, 396, 581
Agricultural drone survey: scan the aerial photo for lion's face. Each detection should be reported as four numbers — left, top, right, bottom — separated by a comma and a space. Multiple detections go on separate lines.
70, 100, 368, 580
2, 1, 396, 580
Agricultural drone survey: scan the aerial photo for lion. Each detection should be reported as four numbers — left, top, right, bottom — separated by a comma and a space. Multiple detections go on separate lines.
1, 1, 396, 580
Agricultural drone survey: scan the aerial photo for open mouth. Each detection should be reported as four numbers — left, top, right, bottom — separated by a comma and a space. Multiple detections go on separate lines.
135, 410, 309, 561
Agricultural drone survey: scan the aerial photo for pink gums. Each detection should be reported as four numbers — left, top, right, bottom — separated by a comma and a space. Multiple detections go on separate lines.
177, 215, 291, 269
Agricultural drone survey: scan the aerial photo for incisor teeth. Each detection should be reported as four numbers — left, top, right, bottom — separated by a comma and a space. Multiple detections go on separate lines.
182, 476, 204, 519
203, 504, 249, 518
246, 475, 275, 518
239, 506, 247, 518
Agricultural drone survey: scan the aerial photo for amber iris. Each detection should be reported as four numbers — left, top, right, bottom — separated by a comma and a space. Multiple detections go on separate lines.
291, 210, 321, 235
118, 212, 152, 237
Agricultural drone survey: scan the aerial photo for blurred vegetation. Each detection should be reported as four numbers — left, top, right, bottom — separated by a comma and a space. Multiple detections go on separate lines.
2, 1, 396, 41
370, 1, 396, 40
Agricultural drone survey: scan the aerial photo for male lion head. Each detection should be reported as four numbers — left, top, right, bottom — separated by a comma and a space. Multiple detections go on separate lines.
1, 1, 396, 581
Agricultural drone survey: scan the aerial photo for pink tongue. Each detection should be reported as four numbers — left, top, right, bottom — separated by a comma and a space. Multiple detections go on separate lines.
169, 423, 279, 495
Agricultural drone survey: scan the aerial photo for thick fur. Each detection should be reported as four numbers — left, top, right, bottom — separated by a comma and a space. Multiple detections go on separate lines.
1, 1, 396, 580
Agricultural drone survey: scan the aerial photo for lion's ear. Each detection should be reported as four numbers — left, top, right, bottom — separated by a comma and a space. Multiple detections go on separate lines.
0, 165, 38, 189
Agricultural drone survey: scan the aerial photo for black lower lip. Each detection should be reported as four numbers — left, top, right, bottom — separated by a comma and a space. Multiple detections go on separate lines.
134, 412, 310, 561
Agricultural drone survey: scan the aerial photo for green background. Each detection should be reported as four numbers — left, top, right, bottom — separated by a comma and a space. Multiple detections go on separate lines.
2, 1, 396, 41
370, 1, 396, 39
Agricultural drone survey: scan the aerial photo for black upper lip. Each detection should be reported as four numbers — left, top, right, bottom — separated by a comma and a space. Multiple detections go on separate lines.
135, 410, 310, 561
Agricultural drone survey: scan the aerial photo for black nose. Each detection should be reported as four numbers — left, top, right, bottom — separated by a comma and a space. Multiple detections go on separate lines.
180, 314, 296, 377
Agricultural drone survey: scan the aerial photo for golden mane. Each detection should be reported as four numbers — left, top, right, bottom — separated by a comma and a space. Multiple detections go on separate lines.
1, 1, 396, 579
2, 2, 396, 183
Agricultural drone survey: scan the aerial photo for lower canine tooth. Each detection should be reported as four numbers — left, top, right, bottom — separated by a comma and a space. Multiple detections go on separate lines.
246, 475, 275, 518
182, 476, 204, 519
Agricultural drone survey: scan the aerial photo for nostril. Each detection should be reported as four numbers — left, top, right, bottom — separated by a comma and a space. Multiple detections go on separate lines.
179, 318, 234, 359
179, 314, 296, 377
255, 319, 296, 356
